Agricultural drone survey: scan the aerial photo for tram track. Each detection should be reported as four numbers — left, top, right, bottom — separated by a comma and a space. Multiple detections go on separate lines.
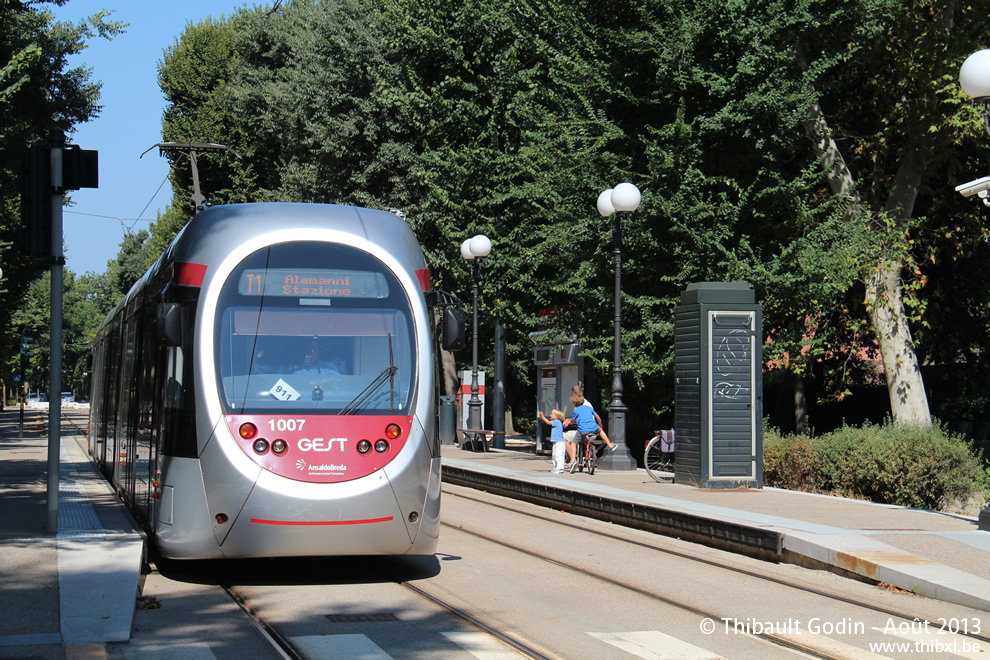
398, 580, 551, 659
441, 485, 990, 659
213, 559, 545, 660
59, 409, 88, 437
61, 407, 535, 658
63, 397, 981, 659
219, 579, 302, 660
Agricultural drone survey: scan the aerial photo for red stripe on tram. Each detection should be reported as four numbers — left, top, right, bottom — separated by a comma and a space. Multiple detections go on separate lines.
415, 268, 431, 291
250, 516, 394, 526
174, 262, 207, 287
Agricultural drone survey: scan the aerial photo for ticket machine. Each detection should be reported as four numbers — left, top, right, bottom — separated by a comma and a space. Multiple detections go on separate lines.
531, 332, 585, 453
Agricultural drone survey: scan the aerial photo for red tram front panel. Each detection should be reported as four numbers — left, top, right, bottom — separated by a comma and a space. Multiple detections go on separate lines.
224, 414, 412, 483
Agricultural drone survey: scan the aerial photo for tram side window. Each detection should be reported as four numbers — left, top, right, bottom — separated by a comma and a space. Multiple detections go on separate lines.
160, 301, 198, 458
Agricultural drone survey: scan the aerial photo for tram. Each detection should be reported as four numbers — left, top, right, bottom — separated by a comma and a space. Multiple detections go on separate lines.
88, 203, 460, 559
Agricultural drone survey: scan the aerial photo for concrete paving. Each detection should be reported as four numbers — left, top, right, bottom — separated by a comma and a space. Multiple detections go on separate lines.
3, 405, 989, 658
442, 437, 990, 611
0, 407, 143, 659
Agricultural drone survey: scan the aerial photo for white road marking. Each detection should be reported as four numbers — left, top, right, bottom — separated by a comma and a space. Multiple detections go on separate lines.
588, 631, 725, 660
442, 631, 526, 658
289, 634, 391, 659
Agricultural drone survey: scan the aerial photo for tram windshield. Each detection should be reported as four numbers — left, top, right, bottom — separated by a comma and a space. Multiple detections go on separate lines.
215, 241, 416, 415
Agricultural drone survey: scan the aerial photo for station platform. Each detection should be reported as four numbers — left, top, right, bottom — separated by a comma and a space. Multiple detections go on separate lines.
442, 438, 990, 612
3, 404, 989, 658
0, 407, 144, 659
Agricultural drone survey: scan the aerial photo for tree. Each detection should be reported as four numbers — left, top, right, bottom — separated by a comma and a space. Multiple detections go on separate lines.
791, 0, 990, 426
160, 0, 630, 423
0, 0, 123, 394
152, 0, 990, 434
105, 229, 149, 299
158, 11, 254, 210
6, 267, 101, 397
609, 0, 990, 429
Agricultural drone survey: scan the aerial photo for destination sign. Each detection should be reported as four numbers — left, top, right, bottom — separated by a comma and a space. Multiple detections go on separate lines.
238, 269, 389, 299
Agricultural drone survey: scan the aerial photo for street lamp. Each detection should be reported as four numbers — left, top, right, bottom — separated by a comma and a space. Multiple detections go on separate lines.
959, 51, 990, 530
957, 50, 990, 206
461, 234, 491, 448
960, 50, 990, 115
596, 182, 641, 471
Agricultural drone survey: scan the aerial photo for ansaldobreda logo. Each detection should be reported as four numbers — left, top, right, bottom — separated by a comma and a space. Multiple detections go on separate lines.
295, 458, 347, 473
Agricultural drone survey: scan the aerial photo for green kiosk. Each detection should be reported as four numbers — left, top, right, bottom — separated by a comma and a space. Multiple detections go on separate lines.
674, 282, 764, 488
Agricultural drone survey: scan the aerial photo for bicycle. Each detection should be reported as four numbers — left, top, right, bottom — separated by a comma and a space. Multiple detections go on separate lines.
569, 431, 600, 475
644, 429, 675, 482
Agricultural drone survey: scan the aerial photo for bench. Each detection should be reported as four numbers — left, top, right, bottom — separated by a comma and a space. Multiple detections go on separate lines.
456, 428, 506, 452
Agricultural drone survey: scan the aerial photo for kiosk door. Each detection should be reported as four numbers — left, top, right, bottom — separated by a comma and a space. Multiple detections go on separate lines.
540, 368, 557, 415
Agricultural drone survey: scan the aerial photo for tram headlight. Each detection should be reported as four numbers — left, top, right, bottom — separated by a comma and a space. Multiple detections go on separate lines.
385, 423, 401, 440
252, 438, 270, 454
271, 439, 288, 455
357, 439, 372, 454
374, 439, 389, 454
239, 422, 258, 439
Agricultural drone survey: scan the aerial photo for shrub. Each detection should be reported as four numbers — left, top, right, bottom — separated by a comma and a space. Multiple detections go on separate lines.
763, 419, 987, 511
763, 432, 818, 491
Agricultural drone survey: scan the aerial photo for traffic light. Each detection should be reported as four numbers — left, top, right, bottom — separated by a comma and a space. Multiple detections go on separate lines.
19, 136, 99, 258
63, 146, 99, 190
20, 330, 34, 358
20, 143, 51, 258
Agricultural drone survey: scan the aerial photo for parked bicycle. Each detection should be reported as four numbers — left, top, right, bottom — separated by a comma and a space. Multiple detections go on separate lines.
644, 429, 675, 482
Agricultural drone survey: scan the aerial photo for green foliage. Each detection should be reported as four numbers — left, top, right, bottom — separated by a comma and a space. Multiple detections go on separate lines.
143, 204, 191, 271
104, 229, 149, 298
147, 0, 990, 431
158, 11, 254, 209
762, 429, 822, 491
764, 419, 987, 511
6, 267, 104, 397
0, 0, 123, 390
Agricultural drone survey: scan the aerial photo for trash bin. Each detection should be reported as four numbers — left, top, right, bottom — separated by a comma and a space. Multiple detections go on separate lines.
439, 396, 456, 446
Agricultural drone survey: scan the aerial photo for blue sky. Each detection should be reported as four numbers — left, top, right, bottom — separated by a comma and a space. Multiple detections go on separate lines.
51, 0, 251, 276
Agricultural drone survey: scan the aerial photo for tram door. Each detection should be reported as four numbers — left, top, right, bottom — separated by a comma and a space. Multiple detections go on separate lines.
116, 314, 139, 499
540, 368, 557, 420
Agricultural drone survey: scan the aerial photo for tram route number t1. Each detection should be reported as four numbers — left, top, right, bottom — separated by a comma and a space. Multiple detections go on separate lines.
239, 268, 388, 299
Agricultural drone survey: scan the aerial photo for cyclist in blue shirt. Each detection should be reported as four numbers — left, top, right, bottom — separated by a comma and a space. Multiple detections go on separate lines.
565, 389, 615, 471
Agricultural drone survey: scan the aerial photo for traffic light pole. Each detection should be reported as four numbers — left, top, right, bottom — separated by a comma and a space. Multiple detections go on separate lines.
46, 131, 64, 535
18, 353, 25, 437
19, 128, 97, 535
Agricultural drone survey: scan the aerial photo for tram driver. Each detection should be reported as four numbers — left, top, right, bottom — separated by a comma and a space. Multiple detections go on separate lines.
294, 337, 343, 375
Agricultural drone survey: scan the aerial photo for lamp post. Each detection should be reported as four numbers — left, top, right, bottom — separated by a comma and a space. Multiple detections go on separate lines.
959, 50, 990, 530
596, 183, 640, 471
461, 234, 492, 446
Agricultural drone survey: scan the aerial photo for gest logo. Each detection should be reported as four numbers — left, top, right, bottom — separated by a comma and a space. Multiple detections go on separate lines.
297, 437, 348, 452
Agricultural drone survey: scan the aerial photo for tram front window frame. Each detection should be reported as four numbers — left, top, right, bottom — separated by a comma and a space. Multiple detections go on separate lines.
215, 242, 416, 416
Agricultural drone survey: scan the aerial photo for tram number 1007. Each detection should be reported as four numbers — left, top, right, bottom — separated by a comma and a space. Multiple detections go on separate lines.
270, 419, 307, 432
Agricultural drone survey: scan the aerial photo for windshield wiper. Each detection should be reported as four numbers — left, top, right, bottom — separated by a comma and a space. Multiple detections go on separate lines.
338, 366, 397, 415
339, 334, 396, 416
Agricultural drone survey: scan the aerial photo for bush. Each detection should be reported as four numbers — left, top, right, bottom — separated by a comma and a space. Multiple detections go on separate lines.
764, 419, 987, 511
762, 432, 819, 491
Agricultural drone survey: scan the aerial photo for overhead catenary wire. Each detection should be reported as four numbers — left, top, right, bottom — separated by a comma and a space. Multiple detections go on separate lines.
64, 170, 169, 236
65, 1, 285, 229
72, 0, 610, 231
